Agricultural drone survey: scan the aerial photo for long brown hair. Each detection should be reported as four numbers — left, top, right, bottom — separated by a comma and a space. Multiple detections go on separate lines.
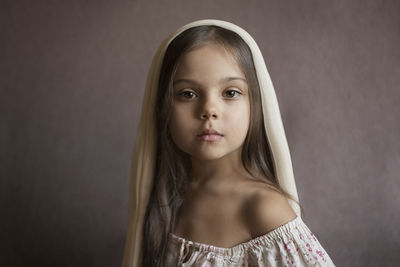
140, 25, 304, 266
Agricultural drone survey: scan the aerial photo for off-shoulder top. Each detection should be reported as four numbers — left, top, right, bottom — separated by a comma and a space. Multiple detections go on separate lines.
165, 215, 335, 266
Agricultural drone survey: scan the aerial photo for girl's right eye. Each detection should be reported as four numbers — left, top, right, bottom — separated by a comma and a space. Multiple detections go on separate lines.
179, 91, 197, 99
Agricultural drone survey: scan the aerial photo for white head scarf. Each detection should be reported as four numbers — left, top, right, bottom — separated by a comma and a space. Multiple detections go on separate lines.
122, 19, 301, 267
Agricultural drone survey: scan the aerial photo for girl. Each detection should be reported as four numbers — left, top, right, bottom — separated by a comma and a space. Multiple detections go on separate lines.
122, 19, 335, 267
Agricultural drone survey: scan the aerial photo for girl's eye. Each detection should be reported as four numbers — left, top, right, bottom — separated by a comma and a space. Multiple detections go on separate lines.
224, 89, 242, 98
179, 91, 197, 99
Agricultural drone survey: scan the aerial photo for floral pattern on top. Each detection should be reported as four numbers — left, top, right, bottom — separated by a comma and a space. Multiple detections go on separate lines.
165, 216, 335, 266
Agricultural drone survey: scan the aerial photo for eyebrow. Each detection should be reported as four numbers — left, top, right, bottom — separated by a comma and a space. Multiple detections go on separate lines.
173, 76, 247, 86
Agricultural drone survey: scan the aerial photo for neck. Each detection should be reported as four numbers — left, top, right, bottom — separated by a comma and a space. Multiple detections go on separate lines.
189, 149, 250, 190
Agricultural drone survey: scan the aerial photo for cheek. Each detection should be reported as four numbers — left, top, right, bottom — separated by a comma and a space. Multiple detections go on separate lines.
226, 102, 250, 135
228, 103, 250, 124
169, 105, 193, 141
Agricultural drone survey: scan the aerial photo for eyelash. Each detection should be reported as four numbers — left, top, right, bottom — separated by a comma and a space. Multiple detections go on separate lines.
178, 89, 242, 99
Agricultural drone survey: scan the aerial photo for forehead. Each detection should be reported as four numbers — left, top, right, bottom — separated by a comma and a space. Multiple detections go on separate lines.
173, 43, 245, 80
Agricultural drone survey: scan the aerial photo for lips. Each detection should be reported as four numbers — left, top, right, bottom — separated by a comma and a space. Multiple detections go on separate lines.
199, 129, 222, 135
197, 129, 223, 142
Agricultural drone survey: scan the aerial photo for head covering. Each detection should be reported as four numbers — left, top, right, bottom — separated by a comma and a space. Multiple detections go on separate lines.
122, 19, 301, 267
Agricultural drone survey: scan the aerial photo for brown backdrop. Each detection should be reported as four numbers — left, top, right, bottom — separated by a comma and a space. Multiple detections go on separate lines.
1, 0, 399, 266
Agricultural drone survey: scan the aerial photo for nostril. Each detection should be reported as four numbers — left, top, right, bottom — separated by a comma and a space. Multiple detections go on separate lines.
201, 112, 217, 119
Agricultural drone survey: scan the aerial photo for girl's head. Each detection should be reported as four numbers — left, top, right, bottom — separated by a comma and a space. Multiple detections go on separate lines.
156, 25, 275, 181
170, 42, 251, 162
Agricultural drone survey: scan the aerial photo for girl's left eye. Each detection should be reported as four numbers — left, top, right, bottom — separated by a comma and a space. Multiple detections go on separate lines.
224, 89, 242, 98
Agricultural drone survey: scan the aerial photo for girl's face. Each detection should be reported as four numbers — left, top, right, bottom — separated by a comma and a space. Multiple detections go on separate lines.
169, 43, 250, 161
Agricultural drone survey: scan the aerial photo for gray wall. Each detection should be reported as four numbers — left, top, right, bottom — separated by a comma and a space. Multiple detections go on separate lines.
1, 1, 399, 266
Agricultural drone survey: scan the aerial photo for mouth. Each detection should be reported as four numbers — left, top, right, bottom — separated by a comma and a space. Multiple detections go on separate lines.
197, 129, 224, 142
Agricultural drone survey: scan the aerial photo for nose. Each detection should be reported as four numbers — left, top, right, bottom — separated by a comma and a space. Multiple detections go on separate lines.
199, 96, 219, 120
201, 110, 218, 120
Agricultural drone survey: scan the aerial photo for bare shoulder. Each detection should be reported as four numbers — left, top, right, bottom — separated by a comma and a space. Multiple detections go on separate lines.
240, 182, 297, 237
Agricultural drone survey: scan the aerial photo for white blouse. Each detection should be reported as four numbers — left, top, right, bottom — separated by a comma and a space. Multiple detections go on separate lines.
166, 215, 335, 266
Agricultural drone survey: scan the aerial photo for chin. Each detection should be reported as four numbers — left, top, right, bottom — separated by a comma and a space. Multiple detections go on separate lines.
189, 150, 230, 162
193, 155, 221, 161
178, 143, 242, 162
